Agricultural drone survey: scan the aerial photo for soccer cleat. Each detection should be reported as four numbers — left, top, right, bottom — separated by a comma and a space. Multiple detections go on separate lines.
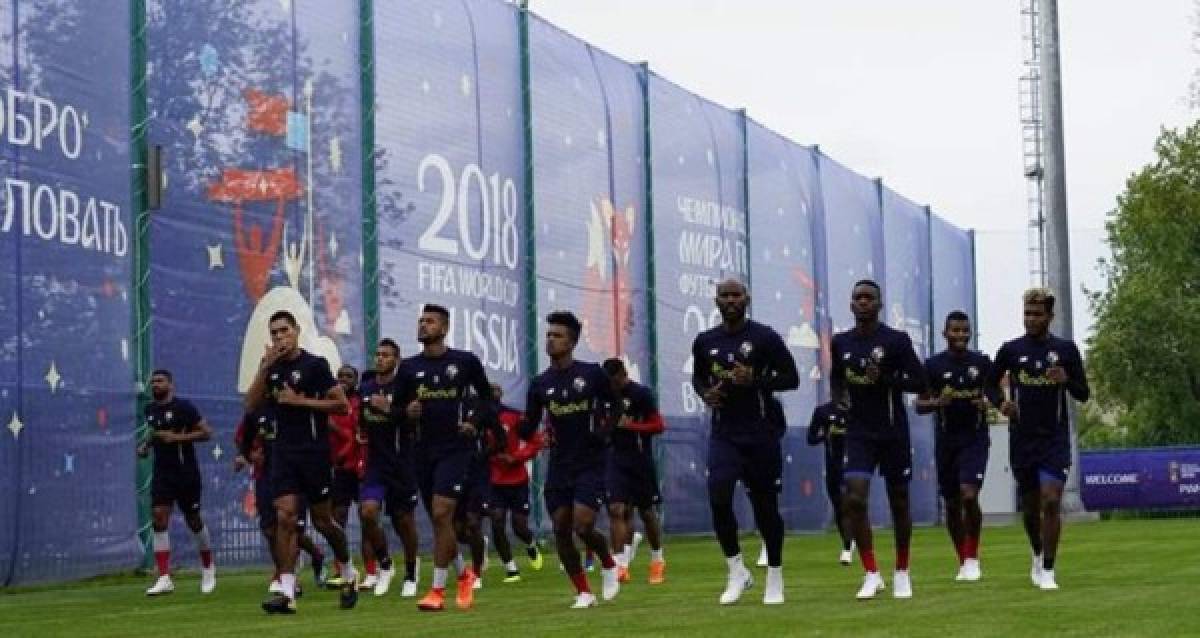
401, 579, 418, 597
503, 571, 522, 583
763, 566, 784, 605
374, 567, 396, 597
324, 574, 346, 589
200, 566, 216, 594
268, 579, 284, 595
855, 571, 886, 600
417, 588, 446, 611
340, 577, 359, 610
893, 570, 913, 599
527, 546, 544, 571
961, 558, 982, 582
601, 566, 620, 601
648, 559, 666, 585
358, 572, 378, 591
456, 570, 477, 609
473, 574, 483, 590
955, 565, 968, 582
262, 594, 296, 614
312, 555, 326, 587
571, 592, 598, 609
617, 565, 630, 584
719, 565, 753, 605
1030, 553, 1044, 588
1039, 569, 1059, 591
145, 575, 174, 596
839, 548, 854, 566
756, 545, 769, 568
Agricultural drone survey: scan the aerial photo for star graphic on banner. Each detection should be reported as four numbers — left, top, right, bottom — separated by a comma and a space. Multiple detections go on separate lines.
7, 412, 24, 439
64, 453, 75, 474
706, 149, 714, 166
207, 243, 224, 269
777, 207, 785, 217
212, 444, 223, 461
460, 74, 472, 97
762, 247, 771, 262
186, 115, 203, 138
596, 129, 606, 148
45, 361, 62, 393
782, 245, 791, 257
278, 0, 290, 10
121, 339, 129, 362
81, 111, 89, 128
563, 134, 572, 147
421, 79, 430, 94
329, 232, 339, 259
329, 136, 343, 173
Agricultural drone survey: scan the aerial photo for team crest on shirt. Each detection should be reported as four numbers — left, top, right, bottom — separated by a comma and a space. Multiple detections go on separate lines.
1046, 351, 1059, 366
1018, 355, 1029, 363
270, 373, 279, 381
291, 370, 302, 383
870, 346, 885, 362
739, 341, 754, 358
709, 348, 719, 356
573, 377, 587, 392
842, 352, 852, 361
546, 388, 555, 396
165, 411, 173, 422
942, 371, 953, 379
967, 366, 980, 380
446, 364, 459, 380
416, 371, 426, 378
623, 398, 632, 409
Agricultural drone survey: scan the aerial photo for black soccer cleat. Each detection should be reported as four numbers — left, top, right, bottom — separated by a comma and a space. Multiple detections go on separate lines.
339, 579, 358, 610
262, 593, 297, 615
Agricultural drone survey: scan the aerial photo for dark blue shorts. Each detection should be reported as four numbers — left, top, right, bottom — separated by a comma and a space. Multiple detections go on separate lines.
416, 447, 472, 505
606, 456, 661, 509
332, 468, 360, 507
936, 433, 990, 498
843, 435, 912, 486
151, 470, 202, 513
1010, 431, 1070, 493
256, 476, 308, 531
545, 465, 607, 513
361, 463, 419, 515
486, 484, 531, 514
271, 450, 334, 505
457, 458, 491, 518
706, 432, 783, 495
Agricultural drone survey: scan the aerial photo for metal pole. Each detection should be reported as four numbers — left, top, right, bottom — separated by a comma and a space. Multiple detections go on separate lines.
1038, 0, 1082, 512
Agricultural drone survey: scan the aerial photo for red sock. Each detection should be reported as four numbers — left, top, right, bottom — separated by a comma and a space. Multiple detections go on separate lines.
365, 559, 378, 576
599, 553, 616, 570
569, 571, 591, 594
860, 549, 877, 573
955, 542, 965, 564
965, 536, 978, 559
154, 551, 170, 576
896, 547, 910, 571
199, 550, 214, 568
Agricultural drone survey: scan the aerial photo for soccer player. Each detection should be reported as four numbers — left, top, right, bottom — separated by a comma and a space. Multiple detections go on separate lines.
831, 280, 925, 600
601, 357, 667, 585
986, 288, 1089, 591
806, 400, 855, 566
455, 388, 506, 590
404, 304, 494, 612
245, 310, 358, 614
357, 338, 422, 598
486, 383, 545, 583
519, 311, 623, 609
916, 311, 997, 582
691, 279, 799, 606
137, 369, 216, 596
327, 364, 372, 590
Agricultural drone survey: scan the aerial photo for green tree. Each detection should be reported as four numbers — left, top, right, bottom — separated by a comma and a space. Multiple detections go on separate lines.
1087, 122, 1200, 447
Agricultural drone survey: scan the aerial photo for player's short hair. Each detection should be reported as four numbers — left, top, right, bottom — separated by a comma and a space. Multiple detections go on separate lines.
338, 364, 358, 376
378, 338, 400, 356
546, 311, 582, 343
150, 369, 172, 381
269, 310, 298, 327
945, 310, 971, 326
1023, 287, 1056, 313
602, 358, 626, 377
852, 279, 881, 294
422, 304, 450, 320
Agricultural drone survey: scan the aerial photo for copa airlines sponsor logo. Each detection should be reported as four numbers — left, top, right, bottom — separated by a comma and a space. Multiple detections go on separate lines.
1084, 472, 1139, 486
416, 385, 458, 400
547, 400, 590, 417
1016, 370, 1057, 387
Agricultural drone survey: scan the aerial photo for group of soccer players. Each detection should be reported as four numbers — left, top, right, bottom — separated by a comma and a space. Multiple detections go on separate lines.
139, 278, 1087, 611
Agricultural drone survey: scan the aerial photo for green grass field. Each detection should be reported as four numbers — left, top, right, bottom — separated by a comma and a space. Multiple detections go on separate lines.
3, 518, 1198, 637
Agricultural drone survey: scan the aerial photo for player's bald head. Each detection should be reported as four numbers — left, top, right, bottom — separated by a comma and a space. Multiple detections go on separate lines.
715, 277, 748, 296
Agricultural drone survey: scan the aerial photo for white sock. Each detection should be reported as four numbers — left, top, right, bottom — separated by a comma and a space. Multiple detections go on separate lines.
433, 567, 449, 589
726, 554, 744, 572
153, 530, 170, 553
341, 561, 358, 581
651, 548, 664, 562
623, 544, 633, 564
505, 560, 518, 572
453, 552, 466, 574
281, 572, 296, 599
191, 526, 211, 552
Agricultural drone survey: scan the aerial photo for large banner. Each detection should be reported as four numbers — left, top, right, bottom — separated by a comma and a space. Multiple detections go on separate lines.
931, 214, 976, 348
147, 0, 365, 565
1080, 448, 1200, 510
649, 75, 748, 531
745, 122, 827, 530
375, 0, 527, 402
0, 0, 137, 585
882, 187, 937, 524
529, 19, 649, 378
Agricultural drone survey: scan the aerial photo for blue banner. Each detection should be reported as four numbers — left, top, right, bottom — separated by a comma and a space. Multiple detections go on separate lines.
931, 214, 976, 348
649, 74, 747, 532
0, 0, 137, 585
1081, 448, 1200, 510
147, 0, 365, 565
375, 0, 527, 402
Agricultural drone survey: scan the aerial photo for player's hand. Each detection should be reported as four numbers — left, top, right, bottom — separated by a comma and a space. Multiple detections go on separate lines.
154, 430, 179, 444
617, 415, 633, 430
971, 398, 990, 411
232, 454, 248, 472
276, 385, 302, 406
1046, 365, 1068, 384
543, 428, 557, 448
864, 362, 882, 384
701, 383, 724, 409
1000, 400, 1018, 420
458, 422, 477, 437
249, 448, 264, 465
731, 361, 755, 387
260, 342, 286, 369
405, 400, 422, 421
368, 392, 391, 413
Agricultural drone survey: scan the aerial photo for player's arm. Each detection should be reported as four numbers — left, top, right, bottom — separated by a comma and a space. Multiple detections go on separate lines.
806, 408, 827, 445
517, 383, 545, 440
889, 334, 926, 394
692, 337, 724, 408
179, 418, 213, 443
980, 355, 1004, 407
755, 329, 800, 392
622, 388, 665, 435
280, 359, 349, 415
592, 367, 623, 439
1060, 342, 1090, 402
914, 360, 942, 414
244, 344, 284, 413
468, 355, 494, 401
984, 344, 1010, 410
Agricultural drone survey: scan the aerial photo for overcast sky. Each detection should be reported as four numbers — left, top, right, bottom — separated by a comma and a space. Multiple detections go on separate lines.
529, 0, 1196, 355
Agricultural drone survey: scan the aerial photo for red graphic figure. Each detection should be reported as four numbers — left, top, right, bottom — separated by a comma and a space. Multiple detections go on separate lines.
314, 218, 344, 332
243, 88, 289, 136
207, 168, 304, 301
582, 198, 636, 357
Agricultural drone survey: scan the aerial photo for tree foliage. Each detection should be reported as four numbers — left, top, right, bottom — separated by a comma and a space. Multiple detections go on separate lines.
1086, 122, 1200, 446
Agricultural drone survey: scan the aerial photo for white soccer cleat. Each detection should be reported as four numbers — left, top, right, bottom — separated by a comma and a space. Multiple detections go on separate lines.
374, 567, 395, 596
719, 565, 754, 605
473, 574, 483, 590
359, 572, 379, 591
146, 575, 174, 596
756, 545, 769, 568
200, 567, 216, 594
571, 592, 598, 609
1030, 553, 1044, 588
400, 579, 417, 597
839, 548, 854, 566
961, 558, 982, 582
1039, 569, 1059, 590
855, 571, 885, 600
601, 566, 620, 601
893, 570, 912, 599
763, 566, 784, 605
268, 579, 284, 594
955, 564, 968, 581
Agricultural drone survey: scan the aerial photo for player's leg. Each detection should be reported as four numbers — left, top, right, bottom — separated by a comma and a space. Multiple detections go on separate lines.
607, 500, 630, 579
745, 434, 785, 604
707, 436, 752, 604
358, 492, 392, 595
509, 485, 541, 569
842, 435, 884, 599
266, 491, 302, 611
420, 450, 470, 610
937, 441, 966, 570
825, 464, 853, 562
550, 494, 594, 608
882, 438, 914, 599
182, 501, 215, 593
638, 503, 666, 584
1037, 468, 1066, 590
391, 507, 420, 596
573, 497, 619, 601
146, 500, 175, 595
1015, 466, 1044, 585
490, 505, 520, 581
